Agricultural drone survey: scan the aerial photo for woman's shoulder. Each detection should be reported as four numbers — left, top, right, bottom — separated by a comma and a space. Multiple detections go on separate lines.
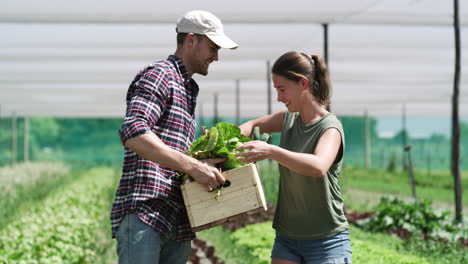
322, 113, 343, 129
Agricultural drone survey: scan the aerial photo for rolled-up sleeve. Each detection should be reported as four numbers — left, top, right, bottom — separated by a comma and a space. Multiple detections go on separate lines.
119, 68, 170, 144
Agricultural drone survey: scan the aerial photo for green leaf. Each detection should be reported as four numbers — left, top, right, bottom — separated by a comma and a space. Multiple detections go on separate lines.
186, 122, 251, 171
215, 122, 241, 140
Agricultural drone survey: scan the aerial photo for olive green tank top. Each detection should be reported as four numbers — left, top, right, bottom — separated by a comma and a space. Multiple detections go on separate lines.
272, 111, 348, 240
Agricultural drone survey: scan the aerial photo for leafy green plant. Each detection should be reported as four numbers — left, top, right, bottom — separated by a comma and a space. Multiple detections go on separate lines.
0, 168, 118, 264
403, 232, 468, 264
358, 197, 448, 233
356, 196, 466, 246
0, 162, 71, 229
229, 222, 275, 264
189, 122, 251, 171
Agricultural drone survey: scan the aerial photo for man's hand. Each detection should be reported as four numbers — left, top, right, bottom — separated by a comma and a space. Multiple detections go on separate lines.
200, 158, 226, 168
124, 132, 227, 191
189, 158, 226, 192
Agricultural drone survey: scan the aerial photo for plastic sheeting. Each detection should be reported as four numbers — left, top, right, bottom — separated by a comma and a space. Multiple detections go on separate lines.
0, 0, 467, 117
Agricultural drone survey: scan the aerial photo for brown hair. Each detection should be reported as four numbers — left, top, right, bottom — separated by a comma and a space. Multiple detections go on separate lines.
271, 51, 331, 107
176, 33, 205, 45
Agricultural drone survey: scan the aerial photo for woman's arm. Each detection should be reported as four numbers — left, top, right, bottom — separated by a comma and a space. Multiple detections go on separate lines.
239, 110, 285, 137
235, 128, 342, 177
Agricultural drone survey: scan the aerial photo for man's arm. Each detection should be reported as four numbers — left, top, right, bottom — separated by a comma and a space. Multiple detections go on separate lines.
125, 131, 225, 191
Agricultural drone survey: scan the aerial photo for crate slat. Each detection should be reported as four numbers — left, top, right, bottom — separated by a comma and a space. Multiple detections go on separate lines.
181, 163, 267, 231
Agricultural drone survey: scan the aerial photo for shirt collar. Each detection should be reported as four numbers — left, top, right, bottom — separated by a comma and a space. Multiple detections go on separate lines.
168, 55, 190, 82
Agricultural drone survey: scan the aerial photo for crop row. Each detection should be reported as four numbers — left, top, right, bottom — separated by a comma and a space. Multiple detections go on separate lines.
0, 162, 68, 194
0, 163, 73, 230
0, 167, 118, 264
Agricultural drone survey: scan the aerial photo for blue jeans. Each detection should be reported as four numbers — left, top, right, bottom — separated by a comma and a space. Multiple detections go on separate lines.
271, 229, 352, 264
115, 214, 191, 264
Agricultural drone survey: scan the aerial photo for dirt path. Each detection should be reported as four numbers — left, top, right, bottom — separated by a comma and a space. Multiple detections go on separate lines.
188, 238, 224, 264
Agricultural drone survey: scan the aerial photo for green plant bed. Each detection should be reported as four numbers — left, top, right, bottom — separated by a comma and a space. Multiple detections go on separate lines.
199, 222, 441, 264
0, 162, 71, 229
0, 167, 119, 264
197, 226, 263, 264
340, 167, 468, 205
354, 196, 467, 264
352, 223, 467, 264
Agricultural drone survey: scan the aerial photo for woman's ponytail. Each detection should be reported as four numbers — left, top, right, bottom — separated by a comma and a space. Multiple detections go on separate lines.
310, 54, 331, 107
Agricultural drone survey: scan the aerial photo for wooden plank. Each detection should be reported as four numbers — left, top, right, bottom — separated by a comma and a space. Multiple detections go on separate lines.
181, 163, 268, 230
251, 163, 268, 210
191, 207, 266, 232
182, 164, 258, 206
190, 187, 260, 226
181, 185, 196, 227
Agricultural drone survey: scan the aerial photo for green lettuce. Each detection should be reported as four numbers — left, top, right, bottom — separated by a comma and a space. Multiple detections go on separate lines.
178, 123, 271, 182
188, 122, 250, 171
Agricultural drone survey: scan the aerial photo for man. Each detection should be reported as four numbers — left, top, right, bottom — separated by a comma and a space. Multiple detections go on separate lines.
110, 10, 238, 264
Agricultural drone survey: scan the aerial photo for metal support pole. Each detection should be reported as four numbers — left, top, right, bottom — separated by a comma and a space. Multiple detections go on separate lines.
405, 145, 417, 200
266, 60, 272, 115
322, 23, 330, 112
198, 102, 204, 129
213, 93, 219, 125
322, 23, 329, 66
266, 61, 273, 165
236, 80, 240, 125
402, 103, 407, 170
11, 112, 17, 165
364, 109, 371, 168
24, 117, 29, 162
452, 0, 462, 223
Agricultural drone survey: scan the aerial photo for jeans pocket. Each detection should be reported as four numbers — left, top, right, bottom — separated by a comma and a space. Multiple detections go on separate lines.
116, 214, 130, 242
116, 214, 130, 260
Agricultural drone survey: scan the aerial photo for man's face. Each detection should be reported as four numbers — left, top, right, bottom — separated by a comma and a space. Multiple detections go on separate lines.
190, 36, 220, 76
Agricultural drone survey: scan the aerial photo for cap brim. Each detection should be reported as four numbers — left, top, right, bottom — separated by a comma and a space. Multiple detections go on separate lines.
206, 34, 238, 49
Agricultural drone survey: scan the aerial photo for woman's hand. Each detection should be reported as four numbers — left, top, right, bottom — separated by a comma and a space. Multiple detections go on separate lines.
234, 141, 274, 163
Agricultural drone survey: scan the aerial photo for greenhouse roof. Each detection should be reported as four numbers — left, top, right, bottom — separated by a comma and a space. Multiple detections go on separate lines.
1, 0, 467, 118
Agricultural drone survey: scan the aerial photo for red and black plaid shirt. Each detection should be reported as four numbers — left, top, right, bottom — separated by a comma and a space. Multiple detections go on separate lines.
110, 55, 199, 242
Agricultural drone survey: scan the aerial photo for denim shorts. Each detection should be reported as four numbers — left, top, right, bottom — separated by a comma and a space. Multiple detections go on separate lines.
271, 229, 352, 264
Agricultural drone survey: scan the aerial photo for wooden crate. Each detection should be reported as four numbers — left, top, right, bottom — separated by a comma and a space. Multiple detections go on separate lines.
181, 163, 267, 232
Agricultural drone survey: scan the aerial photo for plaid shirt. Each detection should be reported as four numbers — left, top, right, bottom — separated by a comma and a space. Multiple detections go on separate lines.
110, 55, 199, 242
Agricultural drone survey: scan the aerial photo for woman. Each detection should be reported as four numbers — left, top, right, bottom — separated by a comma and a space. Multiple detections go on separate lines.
235, 51, 352, 264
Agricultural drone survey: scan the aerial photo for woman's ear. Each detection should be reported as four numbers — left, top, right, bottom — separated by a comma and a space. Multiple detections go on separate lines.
300, 77, 309, 91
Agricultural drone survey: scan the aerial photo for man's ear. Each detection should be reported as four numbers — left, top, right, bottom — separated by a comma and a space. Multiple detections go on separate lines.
185, 33, 197, 48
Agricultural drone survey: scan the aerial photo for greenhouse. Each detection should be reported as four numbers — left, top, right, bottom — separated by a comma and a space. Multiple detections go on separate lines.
0, 0, 467, 263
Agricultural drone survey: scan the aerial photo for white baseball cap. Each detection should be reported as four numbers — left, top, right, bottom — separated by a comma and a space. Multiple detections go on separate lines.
176, 10, 238, 49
